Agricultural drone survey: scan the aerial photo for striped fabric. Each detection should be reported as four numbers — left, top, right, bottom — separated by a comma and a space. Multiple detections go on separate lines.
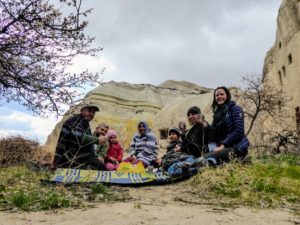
129, 131, 158, 166
51, 168, 156, 184
48, 168, 199, 185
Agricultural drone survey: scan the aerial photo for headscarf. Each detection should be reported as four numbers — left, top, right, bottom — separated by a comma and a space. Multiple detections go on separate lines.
138, 121, 150, 134
107, 130, 117, 139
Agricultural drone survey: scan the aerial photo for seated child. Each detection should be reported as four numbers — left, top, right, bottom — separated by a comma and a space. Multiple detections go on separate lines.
166, 127, 182, 152
105, 130, 123, 171
159, 127, 202, 176
159, 127, 184, 171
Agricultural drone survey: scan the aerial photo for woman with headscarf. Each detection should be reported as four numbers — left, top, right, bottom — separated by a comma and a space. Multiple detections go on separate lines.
203, 86, 250, 164
125, 121, 158, 167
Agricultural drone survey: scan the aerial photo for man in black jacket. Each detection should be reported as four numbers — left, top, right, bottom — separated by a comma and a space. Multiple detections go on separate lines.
53, 104, 107, 170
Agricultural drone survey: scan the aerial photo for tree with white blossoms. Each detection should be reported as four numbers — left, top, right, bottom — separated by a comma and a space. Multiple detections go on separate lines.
0, 0, 102, 115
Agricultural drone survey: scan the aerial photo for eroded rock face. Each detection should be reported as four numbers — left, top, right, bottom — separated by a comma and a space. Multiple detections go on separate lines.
43, 80, 213, 153
263, 0, 300, 109
261, 0, 300, 134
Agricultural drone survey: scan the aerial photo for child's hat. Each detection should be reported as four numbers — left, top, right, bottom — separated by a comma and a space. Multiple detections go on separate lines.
107, 130, 117, 139
168, 127, 181, 137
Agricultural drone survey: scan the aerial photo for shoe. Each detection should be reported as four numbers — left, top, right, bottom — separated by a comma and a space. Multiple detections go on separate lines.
190, 157, 205, 168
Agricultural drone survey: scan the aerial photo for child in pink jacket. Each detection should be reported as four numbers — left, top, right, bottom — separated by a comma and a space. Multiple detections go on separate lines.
105, 130, 123, 171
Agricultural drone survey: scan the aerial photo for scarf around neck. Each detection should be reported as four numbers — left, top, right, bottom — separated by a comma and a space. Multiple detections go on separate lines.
212, 102, 229, 127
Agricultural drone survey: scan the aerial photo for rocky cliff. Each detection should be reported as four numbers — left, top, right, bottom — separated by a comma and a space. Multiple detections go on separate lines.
261, 0, 300, 133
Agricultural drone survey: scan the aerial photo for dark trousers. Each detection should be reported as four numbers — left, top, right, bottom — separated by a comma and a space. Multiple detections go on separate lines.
56, 155, 106, 170
75, 156, 106, 170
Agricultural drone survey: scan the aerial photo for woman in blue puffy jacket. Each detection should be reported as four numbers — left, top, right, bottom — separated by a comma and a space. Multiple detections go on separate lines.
204, 86, 250, 164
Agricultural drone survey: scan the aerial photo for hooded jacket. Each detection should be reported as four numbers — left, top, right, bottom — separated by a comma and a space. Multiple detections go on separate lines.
129, 121, 158, 165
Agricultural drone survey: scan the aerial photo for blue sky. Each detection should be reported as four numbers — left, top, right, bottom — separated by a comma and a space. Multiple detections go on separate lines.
0, 103, 60, 143
0, 0, 282, 144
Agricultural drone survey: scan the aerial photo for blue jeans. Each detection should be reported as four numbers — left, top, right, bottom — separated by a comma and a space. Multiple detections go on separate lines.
167, 156, 196, 176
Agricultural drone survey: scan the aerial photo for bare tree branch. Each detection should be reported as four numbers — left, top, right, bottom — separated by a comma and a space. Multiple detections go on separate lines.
240, 72, 290, 135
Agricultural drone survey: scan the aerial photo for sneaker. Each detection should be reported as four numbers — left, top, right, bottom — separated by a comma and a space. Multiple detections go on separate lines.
190, 157, 205, 168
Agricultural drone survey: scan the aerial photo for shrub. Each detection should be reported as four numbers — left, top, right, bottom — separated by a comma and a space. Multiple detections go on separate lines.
0, 136, 42, 166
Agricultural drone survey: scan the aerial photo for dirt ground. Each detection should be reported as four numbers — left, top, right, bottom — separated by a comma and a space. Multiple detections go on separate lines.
0, 182, 299, 225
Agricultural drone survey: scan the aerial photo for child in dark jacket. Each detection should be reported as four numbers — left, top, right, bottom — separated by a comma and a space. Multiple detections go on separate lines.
159, 127, 184, 171
105, 130, 123, 171
166, 127, 182, 152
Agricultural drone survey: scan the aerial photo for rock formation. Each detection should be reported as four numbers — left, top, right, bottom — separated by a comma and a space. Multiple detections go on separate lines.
43, 80, 213, 153
262, 0, 300, 132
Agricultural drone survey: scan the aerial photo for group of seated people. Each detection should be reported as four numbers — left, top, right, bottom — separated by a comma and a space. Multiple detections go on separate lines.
53, 86, 250, 176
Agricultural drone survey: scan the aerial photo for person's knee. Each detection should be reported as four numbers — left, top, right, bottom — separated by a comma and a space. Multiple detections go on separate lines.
106, 163, 115, 171
167, 164, 182, 176
87, 157, 105, 170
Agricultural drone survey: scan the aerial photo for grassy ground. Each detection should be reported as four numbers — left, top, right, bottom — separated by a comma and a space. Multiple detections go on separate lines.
189, 154, 300, 209
0, 154, 299, 212
0, 166, 129, 211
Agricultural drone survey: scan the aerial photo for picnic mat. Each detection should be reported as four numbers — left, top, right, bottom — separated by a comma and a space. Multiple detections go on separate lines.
48, 168, 199, 185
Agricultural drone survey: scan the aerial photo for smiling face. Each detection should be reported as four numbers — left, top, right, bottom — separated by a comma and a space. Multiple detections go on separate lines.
138, 123, 146, 135
80, 108, 96, 122
215, 88, 228, 106
96, 126, 109, 136
187, 113, 200, 125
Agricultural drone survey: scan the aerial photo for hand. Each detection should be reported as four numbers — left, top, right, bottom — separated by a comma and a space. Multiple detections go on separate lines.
98, 157, 104, 163
201, 121, 209, 127
99, 135, 107, 144
214, 144, 225, 152
197, 119, 208, 127
155, 158, 162, 165
175, 144, 181, 152
110, 157, 117, 163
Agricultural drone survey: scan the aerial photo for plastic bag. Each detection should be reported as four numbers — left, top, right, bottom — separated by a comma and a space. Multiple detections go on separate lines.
116, 161, 145, 173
